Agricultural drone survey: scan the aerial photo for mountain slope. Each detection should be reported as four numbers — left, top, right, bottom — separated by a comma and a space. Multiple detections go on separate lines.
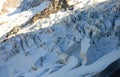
0, 0, 120, 77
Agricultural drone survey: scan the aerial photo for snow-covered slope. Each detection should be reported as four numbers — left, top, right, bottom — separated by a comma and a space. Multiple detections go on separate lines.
0, 0, 120, 77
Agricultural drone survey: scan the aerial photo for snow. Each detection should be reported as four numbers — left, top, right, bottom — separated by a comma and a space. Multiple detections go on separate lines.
37, 48, 120, 77
0, 1, 50, 38
0, 0, 7, 11
80, 37, 91, 65
0, 0, 120, 77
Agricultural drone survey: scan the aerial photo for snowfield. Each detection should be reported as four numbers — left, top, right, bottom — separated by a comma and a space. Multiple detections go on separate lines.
0, 0, 120, 77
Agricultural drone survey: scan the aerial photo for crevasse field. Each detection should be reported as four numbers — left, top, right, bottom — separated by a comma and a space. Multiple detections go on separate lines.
0, 0, 120, 77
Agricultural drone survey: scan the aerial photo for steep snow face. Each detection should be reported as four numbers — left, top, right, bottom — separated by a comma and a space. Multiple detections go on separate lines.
0, 0, 120, 77
0, 1, 50, 39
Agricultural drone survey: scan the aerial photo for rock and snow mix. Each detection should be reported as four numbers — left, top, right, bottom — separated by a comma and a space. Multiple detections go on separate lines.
0, 0, 120, 77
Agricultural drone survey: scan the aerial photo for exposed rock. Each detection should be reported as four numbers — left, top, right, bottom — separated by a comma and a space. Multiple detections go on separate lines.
0, 0, 22, 14
6, 26, 21, 38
